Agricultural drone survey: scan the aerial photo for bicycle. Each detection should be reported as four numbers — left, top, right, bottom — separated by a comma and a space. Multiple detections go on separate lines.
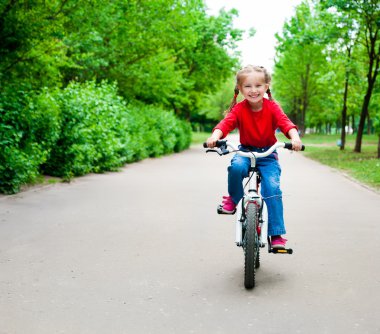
203, 140, 305, 289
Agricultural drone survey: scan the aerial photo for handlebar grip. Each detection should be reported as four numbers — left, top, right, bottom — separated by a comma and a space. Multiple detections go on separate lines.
216, 140, 227, 147
284, 143, 305, 151
203, 140, 227, 148
284, 143, 292, 150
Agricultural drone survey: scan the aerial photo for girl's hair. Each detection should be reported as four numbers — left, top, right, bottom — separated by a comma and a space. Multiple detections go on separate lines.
225, 65, 273, 114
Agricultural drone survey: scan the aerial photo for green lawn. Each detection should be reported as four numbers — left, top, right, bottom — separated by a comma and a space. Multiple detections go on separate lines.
300, 134, 379, 192
192, 131, 210, 145
193, 131, 380, 192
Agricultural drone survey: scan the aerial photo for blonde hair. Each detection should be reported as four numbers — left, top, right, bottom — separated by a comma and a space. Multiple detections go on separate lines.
225, 65, 273, 114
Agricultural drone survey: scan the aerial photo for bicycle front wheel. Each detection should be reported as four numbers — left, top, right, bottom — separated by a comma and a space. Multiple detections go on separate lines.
244, 202, 259, 289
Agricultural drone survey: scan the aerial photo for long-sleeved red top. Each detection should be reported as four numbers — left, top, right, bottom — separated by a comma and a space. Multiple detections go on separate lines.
214, 98, 297, 148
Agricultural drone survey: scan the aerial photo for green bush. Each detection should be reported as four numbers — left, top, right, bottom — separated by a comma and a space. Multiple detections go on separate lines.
103, 99, 193, 161
139, 105, 178, 157
0, 87, 60, 194
0, 81, 192, 193
43, 81, 127, 179
44, 81, 192, 180
174, 120, 192, 152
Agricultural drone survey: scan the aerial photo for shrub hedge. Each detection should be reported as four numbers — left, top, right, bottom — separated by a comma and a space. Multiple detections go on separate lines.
0, 81, 191, 194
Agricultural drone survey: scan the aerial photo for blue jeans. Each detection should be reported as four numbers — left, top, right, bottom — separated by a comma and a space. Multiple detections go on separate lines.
227, 150, 286, 236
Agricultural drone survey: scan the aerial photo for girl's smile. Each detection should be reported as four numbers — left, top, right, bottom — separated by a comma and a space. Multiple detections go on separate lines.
238, 72, 269, 110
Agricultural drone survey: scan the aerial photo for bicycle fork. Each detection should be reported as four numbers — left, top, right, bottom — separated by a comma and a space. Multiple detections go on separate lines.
235, 193, 268, 247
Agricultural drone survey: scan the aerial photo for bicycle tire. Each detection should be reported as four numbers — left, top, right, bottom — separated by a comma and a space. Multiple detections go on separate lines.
255, 246, 260, 269
244, 202, 259, 289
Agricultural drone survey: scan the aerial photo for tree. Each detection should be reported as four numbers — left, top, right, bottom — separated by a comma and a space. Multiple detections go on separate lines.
323, 0, 380, 153
0, 0, 69, 89
370, 79, 380, 158
318, 2, 359, 148
273, 1, 328, 134
60, 0, 242, 119
0, 0, 242, 121
198, 77, 237, 122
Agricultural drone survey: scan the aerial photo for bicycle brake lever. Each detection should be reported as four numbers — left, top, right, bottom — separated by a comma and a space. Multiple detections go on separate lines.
206, 149, 223, 155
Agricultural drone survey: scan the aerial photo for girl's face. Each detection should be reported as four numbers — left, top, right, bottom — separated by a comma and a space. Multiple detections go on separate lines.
238, 71, 269, 109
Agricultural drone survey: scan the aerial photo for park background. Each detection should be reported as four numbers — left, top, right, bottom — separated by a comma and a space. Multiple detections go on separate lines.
1, 0, 379, 194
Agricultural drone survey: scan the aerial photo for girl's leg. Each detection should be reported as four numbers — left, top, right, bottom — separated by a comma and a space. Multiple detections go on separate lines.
227, 155, 251, 204
257, 154, 286, 236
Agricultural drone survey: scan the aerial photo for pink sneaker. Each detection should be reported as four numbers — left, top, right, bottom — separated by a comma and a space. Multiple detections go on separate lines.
217, 195, 236, 214
271, 236, 288, 249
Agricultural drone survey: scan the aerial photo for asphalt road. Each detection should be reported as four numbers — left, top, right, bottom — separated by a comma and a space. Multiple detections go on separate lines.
1, 137, 380, 334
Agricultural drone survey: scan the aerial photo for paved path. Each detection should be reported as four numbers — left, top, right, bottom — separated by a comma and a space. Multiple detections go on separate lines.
1, 137, 380, 334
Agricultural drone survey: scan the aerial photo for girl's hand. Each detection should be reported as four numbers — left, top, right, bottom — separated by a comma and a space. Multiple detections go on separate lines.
206, 136, 218, 148
288, 128, 303, 151
291, 138, 303, 151
206, 129, 223, 148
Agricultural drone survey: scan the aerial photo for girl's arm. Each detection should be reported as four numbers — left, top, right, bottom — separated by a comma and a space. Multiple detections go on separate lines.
288, 128, 303, 151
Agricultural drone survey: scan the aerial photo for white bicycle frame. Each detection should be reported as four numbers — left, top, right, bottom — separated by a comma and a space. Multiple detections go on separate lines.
235, 168, 268, 247
219, 141, 288, 247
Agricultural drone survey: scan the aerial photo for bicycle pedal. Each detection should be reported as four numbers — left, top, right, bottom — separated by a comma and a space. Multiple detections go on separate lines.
217, 205, 236, 215
269, 248, 293, 254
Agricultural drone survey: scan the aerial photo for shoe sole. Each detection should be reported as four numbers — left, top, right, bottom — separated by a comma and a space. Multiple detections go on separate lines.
272, 244, 286, 249
217, 205, 236, 215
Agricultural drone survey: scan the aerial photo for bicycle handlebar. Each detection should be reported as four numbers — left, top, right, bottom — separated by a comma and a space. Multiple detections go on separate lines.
203, 140, 305, 158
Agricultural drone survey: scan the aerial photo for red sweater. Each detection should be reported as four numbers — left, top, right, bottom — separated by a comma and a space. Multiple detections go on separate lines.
214, 98, 297, 148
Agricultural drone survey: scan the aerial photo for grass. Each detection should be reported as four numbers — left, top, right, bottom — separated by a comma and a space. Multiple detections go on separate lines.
192, 131, 380, 192
192, 131, 210, 145
300, 134, 380, 192
18, 175, 62, 193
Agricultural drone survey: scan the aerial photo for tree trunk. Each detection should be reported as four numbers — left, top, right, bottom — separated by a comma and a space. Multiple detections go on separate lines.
296, 97, 305, 136
300, 64, 310, 137
354, 28, 379, 152
340, 47, 351, 150
367, 113, 371, 135
291, 96, 298, 126
354, 83, 375, 152
340, 71, 349, 150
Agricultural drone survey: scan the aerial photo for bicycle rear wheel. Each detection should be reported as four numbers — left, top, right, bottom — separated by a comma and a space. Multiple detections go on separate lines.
255, 246, 260, 269
243, 202, 259, 289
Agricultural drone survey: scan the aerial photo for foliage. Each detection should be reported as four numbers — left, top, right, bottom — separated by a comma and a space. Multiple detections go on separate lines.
273, 1, 333, 133
0, 85, 61, 194
0, 0, 68, 89
0, 1, 242, 112
0, 0, 236, 193
200, 77, 238, 121
43, 81, 126, 178
0, 0, 242, 121
58, 0, 242, 119
0, 81, 192, 193
273, 0, 380, 156
44, 81, 192, 180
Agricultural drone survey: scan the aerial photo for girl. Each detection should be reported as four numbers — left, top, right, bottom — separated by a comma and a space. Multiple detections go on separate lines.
206, 65, 302, 249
